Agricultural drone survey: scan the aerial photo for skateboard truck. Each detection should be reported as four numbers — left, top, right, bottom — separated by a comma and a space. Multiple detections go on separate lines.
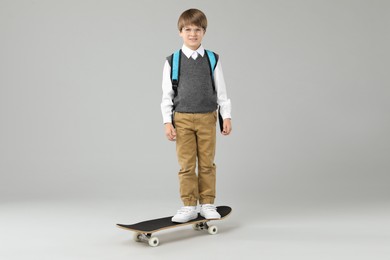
134, 233, 160, 247
192, 221, 218, 235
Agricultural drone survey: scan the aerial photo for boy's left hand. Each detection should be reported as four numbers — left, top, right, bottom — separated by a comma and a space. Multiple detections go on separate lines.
222, 119, 232, 135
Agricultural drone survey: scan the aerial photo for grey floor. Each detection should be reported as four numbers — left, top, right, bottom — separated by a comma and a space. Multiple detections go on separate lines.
1, 199, 389, 260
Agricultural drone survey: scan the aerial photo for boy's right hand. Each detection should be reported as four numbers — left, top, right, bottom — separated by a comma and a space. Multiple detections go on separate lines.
164, 123, 176, 141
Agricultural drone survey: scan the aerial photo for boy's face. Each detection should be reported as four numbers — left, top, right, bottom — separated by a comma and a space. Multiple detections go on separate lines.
179, 24, 205, 50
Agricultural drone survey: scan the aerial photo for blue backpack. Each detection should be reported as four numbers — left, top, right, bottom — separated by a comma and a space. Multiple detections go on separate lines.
170, 49, 223, 131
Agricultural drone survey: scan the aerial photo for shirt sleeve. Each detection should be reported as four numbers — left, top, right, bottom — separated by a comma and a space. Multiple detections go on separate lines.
214, 59, 232, 119
160, 60, 174, 124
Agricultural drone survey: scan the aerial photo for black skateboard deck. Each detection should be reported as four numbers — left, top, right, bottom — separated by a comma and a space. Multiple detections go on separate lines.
117, 206, 232, 247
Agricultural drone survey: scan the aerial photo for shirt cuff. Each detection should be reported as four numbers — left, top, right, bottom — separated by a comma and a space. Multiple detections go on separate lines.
163, 114, 172, 124
221, 113, 231, 120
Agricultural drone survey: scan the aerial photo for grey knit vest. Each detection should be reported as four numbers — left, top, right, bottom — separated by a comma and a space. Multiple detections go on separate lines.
167, 50, 218, 113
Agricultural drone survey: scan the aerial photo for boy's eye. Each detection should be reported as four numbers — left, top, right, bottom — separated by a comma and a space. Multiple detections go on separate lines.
183, 28, 203, 34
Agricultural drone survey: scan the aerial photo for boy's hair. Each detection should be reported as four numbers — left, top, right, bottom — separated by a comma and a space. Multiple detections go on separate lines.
177, 9, 207, 32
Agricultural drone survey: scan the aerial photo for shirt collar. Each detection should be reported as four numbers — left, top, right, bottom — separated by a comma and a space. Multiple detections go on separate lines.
181, 44, 205, 58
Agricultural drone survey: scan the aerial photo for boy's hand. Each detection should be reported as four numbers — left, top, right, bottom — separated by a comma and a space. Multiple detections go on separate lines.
164, 123, 176, 141
222, 119, 232, 135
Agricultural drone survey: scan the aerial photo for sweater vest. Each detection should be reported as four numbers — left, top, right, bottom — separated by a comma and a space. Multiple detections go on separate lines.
167, 50, 218, 113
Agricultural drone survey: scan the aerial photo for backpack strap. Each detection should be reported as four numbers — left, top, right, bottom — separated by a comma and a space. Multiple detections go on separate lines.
205, 50, 217, 78
205, 50, 218, 92
170, 50, 181, 98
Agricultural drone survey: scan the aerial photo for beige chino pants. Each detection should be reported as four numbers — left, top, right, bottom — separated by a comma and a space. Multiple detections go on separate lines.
174, 111, 217, 206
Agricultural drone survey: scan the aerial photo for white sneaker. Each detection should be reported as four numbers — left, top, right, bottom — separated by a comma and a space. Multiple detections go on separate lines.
171, 206, 198, 223
200, 204, 221, 219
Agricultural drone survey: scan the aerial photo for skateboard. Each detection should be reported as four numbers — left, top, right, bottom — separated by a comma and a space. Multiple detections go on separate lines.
117, 206, 232, 247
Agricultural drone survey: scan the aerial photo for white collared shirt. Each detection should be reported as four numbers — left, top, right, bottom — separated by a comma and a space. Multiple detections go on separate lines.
161, 44, 232, 124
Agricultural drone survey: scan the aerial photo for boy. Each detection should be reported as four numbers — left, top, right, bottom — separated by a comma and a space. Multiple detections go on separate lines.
161, 9, 232, 223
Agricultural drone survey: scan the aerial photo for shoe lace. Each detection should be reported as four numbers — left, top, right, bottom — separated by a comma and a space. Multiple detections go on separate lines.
202, 204, 217, 212
176, 206, 195, 215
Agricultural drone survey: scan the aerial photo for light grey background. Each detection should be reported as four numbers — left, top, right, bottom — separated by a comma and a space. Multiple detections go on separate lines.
1, 0, 389, 259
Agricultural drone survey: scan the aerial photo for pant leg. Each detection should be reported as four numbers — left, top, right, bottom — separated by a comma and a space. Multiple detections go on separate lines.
174, 112, 199, 206
195, 111, 217, 205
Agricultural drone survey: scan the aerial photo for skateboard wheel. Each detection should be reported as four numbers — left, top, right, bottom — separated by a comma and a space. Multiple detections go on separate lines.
148, 237, 159, 247
208, 225, 218, 235
133, 233, 142, 242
